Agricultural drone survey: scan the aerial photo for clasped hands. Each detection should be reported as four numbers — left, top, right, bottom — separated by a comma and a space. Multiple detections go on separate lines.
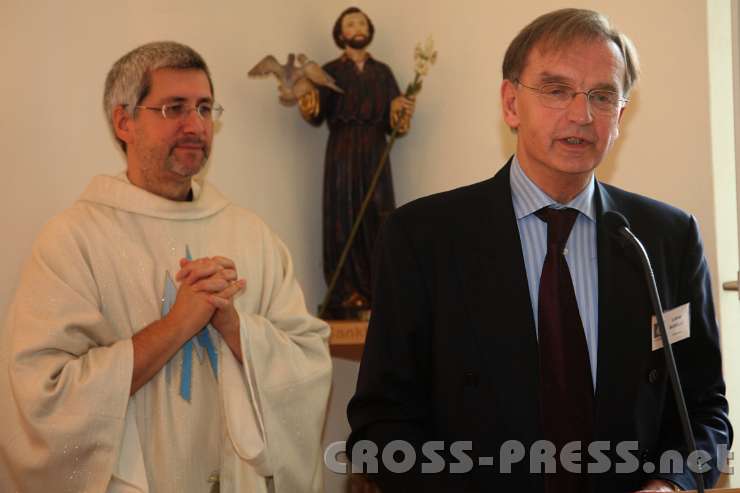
165, 255, 246, 361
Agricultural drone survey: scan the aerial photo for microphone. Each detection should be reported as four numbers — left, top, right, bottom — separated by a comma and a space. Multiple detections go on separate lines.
601, 211, 705, 492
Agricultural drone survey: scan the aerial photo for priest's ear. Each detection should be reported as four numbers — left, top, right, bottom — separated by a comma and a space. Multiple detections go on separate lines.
112, 104, 135, 148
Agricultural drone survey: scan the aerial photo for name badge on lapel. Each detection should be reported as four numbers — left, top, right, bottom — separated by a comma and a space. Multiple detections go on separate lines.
651, 302, 690, 351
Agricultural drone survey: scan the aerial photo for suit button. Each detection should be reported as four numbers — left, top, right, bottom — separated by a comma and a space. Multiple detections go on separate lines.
648, 369, 658, 384
464, 371, 479, 387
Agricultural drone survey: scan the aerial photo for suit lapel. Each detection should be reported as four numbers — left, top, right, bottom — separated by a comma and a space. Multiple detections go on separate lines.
456, 161, 541, 441
593, 183, 654, 437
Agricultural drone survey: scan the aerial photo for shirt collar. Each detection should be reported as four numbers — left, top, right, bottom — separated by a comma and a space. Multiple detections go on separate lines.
509, 155, 596, 222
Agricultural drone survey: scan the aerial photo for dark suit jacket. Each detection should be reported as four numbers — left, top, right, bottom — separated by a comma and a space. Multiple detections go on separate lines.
347, 161, 732, 492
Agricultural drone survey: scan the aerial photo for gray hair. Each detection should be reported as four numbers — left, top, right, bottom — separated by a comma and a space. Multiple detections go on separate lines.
502, 8, 640, 96
103, 41, 214, 151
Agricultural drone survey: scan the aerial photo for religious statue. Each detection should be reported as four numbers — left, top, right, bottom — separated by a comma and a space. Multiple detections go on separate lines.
298, 6, 415, 319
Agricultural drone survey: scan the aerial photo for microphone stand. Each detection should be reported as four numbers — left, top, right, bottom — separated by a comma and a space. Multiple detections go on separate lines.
618, 226, 706, 493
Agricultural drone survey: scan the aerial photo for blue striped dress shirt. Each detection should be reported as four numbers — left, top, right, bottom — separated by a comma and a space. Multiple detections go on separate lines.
509, 156, 599, 388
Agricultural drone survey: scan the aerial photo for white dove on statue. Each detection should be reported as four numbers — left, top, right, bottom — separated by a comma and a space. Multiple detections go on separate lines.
296, 53, 344, 94
248, 53, 343, 107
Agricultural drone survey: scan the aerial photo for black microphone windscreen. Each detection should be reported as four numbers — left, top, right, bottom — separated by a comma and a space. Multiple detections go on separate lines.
601, 210, 631, 236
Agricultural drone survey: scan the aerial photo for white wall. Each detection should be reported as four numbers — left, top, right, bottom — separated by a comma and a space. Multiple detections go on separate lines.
1, 1, 733, 491
708, 2, 740, 485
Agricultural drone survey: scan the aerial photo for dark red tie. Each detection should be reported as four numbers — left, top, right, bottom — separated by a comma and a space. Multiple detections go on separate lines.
535, 207, 594, 493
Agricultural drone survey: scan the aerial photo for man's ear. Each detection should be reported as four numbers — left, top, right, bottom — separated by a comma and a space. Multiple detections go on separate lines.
501, 79, 520, 130
613, 105, 626, 139
112, 105, 134, 146
617, 105, 626, 124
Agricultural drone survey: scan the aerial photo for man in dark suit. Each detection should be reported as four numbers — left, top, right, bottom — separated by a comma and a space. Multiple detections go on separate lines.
347, 8, 732, 493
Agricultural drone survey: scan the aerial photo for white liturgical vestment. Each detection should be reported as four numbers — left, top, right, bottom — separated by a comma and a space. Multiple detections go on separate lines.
0, 173, 332, 492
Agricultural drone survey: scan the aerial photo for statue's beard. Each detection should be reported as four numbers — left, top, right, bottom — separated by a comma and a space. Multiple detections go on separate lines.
344, 35, 370, 49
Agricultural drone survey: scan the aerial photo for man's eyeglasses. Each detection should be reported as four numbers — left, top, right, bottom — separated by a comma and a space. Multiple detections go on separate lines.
515, 79, 628, 115
133, 102, 224, 122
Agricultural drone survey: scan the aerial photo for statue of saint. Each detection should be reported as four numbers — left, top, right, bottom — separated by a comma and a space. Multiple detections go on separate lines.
299, 6, 415, 318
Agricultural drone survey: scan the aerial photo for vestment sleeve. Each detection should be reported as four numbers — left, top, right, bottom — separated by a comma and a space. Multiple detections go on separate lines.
0, 216, 133, 492
219, 228, 332, 492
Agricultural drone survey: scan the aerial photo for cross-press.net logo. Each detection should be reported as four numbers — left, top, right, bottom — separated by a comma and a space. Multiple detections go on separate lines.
324, 440, 733, 476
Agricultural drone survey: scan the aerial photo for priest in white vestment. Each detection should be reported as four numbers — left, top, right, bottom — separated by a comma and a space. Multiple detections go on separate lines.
0, 41, 332, 493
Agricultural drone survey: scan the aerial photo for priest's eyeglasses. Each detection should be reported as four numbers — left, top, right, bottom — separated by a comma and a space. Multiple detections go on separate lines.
133, 102, 224, 122
515, 79, 628, 114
